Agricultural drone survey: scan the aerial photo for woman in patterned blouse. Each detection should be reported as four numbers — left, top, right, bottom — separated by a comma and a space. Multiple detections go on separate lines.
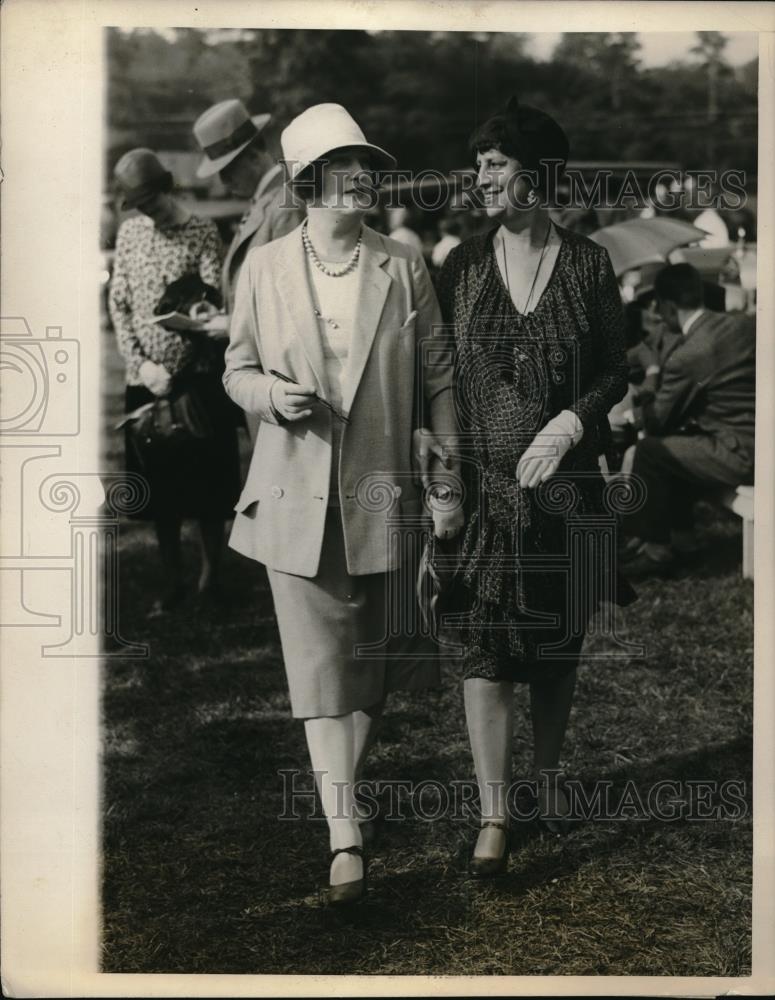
432, 98, 637, 875
108, 148, 240, 616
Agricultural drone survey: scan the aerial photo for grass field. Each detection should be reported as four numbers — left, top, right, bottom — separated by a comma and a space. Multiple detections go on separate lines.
100, 326, 752, 976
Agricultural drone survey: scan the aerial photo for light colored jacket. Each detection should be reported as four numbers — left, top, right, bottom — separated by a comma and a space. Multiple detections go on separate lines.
223, 223, 454, 577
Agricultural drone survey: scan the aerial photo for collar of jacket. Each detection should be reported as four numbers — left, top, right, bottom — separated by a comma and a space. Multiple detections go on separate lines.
681, 307, 707, 336
274, 224, 392, 404
225, 170, 287, 274
254, 162, 283, 202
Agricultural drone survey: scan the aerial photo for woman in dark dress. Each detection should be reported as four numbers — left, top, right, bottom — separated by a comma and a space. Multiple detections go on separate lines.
434, 98, 637, 874
108, 148, 240, 615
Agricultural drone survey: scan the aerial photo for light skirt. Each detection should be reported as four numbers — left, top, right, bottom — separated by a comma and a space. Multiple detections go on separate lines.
267, 507, 440, 718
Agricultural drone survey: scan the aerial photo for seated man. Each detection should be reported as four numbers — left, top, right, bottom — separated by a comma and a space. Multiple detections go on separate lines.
607, 293, 683, 473
621, 263, 755, 577
627, 296, 682, 391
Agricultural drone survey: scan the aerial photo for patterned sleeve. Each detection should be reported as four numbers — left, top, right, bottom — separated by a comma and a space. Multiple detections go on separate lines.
567, 246, 629, 431
197, 219, 224, 293
107, 222, 147, 371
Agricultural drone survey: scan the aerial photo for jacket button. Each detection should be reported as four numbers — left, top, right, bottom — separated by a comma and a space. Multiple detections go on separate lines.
271, 486, 284, 499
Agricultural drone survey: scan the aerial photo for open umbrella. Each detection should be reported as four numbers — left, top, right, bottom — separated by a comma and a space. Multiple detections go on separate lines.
590, 218, 707, 278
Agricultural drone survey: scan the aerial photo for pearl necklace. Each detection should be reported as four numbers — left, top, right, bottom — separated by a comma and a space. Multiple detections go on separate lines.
302, 221, 362, 277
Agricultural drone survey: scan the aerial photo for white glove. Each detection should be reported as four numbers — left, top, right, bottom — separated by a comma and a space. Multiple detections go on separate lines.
428, 489, 465, 540
412, 427, 453, 489
517, 409, 583, 489
139, 359, 172, 397
426, 466, 465, 540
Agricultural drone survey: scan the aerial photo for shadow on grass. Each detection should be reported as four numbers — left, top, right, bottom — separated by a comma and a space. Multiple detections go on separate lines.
101, 503, 752, 976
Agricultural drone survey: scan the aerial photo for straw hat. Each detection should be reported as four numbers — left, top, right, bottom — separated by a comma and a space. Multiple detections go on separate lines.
280, 103, 396, 184
193, 99, 272, 178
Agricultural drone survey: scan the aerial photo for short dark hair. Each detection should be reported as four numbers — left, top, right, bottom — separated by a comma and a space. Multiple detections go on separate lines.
468, 99, 569, 197
469, 116, 514, 161
654, 264, 704, 310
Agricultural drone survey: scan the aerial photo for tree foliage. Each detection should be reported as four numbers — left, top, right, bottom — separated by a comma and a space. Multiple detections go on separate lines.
106, 28, 758, 176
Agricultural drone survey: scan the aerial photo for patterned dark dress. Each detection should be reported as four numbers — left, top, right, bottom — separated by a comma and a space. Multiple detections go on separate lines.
436, 225, 637, 682
108, 213, 240, 521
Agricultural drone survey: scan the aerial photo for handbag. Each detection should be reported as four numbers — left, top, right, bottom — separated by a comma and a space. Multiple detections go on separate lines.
116, 377, 214, 472
416, 531, 468, 636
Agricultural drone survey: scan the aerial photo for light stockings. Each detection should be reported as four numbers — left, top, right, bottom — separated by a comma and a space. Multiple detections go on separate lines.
304, 698, 384, 885
464, 669, 578, 857
464, 679, 513, 859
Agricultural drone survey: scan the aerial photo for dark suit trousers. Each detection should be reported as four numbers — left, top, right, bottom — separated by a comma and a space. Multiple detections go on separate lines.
623, 433, 753, 543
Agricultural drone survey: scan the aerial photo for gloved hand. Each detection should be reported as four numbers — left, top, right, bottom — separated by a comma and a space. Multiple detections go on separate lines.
517, 409, 583, 489
428, 485, 465, 540
426, 458, 465, 540
139, 359, 172, 397
413, 427, 454, 489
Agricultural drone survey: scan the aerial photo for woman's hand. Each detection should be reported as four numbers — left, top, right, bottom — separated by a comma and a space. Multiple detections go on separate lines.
269, 378, 318, 422
139, 359, 172, 397
428, 484, 465, 540
413, 427, 453, 488
201, 312, 230, 339
516, 410, 583, 489
431, 504, 465, 541
189, 299, 218, 320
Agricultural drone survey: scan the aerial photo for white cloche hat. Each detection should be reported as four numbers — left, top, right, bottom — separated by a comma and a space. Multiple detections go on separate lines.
280, 103, 396, 183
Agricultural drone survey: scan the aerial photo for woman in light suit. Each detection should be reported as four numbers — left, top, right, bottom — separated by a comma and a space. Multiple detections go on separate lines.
224, 104, 461, 904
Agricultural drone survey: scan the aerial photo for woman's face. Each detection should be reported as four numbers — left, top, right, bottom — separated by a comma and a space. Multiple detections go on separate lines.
316, 148, 376, 214
136, 192, 177, 228
475, 147, 533, 219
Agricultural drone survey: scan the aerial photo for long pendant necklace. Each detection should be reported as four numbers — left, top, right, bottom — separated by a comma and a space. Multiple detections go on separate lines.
302, 220, 363, 277
501, 219, 552, 315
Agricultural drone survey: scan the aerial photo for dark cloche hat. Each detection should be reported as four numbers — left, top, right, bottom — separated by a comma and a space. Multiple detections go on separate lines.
113, 148, 173, 210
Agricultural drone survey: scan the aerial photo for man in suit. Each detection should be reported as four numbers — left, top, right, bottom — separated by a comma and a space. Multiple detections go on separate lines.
622, 263, 755, 577
193, 99, 306, 438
